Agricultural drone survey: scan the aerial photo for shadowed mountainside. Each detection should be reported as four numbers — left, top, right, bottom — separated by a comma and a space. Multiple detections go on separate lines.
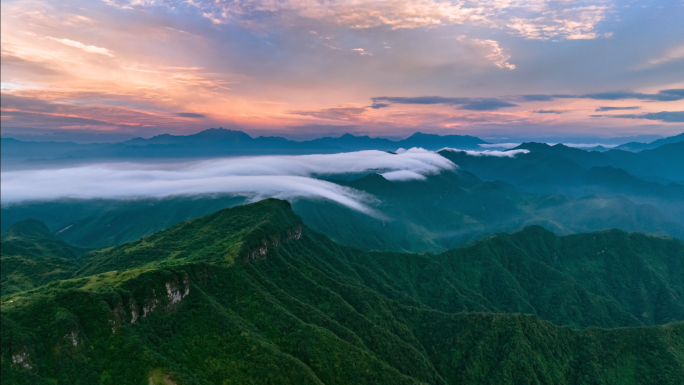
1, 220, 88, 295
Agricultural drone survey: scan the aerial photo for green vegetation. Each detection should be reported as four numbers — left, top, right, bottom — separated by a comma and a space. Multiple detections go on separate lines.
2, 199, 683, 384
438, 147, 684, 225
5, 169, 683, 254
1, 220, 87, 295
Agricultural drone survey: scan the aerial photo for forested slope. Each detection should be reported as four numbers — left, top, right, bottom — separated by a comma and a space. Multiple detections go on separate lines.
2, 199, 683, 384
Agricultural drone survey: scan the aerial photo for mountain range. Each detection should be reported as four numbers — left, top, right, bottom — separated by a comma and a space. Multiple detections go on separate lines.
2, 199, 683, 384
3, 129, 682, 169
1, 129, 489, 167
3, 167, 684, 253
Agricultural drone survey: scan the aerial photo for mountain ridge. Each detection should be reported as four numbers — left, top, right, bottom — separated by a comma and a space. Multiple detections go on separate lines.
2, 199, 683, 384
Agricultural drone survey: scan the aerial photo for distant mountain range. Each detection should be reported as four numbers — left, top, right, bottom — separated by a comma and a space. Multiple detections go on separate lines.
615, 132, 684, 151
4, 128, 681, 168
0, 128, 488, 167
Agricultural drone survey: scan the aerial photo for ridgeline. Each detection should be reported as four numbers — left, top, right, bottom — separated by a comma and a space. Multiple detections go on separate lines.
2, 199, 683, 384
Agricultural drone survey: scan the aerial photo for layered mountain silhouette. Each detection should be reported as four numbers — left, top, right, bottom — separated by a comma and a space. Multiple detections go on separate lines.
1, 129, 489, 166
615, 132, 684, 152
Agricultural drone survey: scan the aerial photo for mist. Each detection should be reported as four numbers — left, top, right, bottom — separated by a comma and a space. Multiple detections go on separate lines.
0, 149, 455, 215
441, 148, 530, 157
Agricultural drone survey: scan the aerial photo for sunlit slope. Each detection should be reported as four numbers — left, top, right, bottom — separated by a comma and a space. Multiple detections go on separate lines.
2, 199, 683, 384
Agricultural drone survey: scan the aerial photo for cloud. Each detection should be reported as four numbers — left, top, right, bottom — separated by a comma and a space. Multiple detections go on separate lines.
520, 95, 561, 102
440, 148, 530, 157
591, 111, 684, 123
505, 4, 609, 40
46, 37, 114, 57
371, 96, 517, 111
520, 89, 684, 103
287, 107, 369, 121
560, 143, 618, 148
0, 149, 456, 214
464, 38, 515, 70
176, 112, 206, 118
479, 143, 521, 149
352, 48, 372, 56
456, 36, 515, 70
0, 94, 179, 129
636, 44, 684, 69
578, 89, 684, 101
108, 0, 610, 40
535, 110, 563, 114
461, 100, 518, 111
369, 103, 390, 109
381, 170, 427, 181
594, 106, 640, 112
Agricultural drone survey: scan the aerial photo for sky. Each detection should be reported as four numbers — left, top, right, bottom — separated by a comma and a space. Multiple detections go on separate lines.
1, 0, 683, 142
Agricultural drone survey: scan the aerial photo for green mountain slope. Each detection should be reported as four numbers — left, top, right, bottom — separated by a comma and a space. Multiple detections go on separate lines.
438, 149, 684, 225
2, 199, 683, 384
510, 141, 684, 182
300, 171, 684, 252
5, 169, 683, 254
1, 220, 88, 295
0, 195, 248, 248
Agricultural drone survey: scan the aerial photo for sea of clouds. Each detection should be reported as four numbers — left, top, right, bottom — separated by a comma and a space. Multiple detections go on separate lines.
440, 148, 530, 157
1, 148, 457, 215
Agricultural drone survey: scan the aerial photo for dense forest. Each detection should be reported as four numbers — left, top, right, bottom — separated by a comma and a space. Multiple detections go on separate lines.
2, 199, 683, 384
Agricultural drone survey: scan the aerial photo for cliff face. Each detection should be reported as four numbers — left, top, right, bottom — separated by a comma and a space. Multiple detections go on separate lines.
242, 224, 303, 261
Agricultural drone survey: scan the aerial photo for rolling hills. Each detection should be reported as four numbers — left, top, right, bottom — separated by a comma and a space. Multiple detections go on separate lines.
2, 199, 683, 384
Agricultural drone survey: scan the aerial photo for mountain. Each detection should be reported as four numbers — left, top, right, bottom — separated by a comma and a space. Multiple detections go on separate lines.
0, 196, 249, 249
1, 220, 87, 295
0, 138, 108, 166
3, 168, 684, 252
1, 219, 86, 260
3, 168, 683, 253
309, 133, 399, 150
615, 132, 684, 152
398, 132, 487, 150
510, 141, 684, 182
309, 132, 488, 151
1, 129, 493, 169
2, 199, 683, 384
301, 170, 684, 251
439, 148, 684, 224
0, 129, 339, 168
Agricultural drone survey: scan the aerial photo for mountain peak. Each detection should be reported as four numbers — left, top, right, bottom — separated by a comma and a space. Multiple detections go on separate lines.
77, 199, 304, 275
4, 219, 52, 240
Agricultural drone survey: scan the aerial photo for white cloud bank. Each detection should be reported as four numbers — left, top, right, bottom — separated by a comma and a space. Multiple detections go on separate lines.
479, 143, 521, 149
0, 149, 455, 215
556, 143, 618, 149
440, 148, 530, 157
